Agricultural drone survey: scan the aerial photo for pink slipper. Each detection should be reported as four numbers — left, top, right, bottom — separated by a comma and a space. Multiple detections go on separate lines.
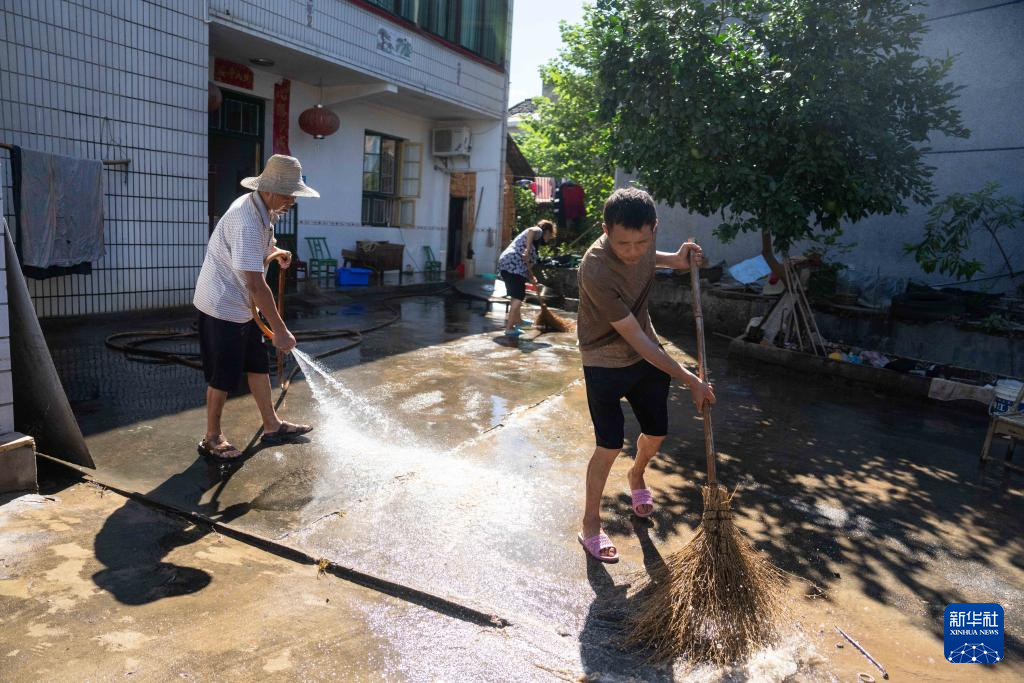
578, 532, 619, 563
631, 488, 654, 518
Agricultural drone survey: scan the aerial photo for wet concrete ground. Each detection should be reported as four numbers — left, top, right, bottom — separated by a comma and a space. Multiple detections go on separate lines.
0, 484, 394, 681
8, 291, 1024, 680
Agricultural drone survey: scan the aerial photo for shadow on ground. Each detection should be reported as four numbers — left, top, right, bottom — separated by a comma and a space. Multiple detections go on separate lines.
91, 457, 250, 605
601, 331, 1024, 665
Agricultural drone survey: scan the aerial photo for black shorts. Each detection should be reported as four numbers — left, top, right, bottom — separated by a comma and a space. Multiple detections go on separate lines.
197, 311, 270, 392
500, 270, 527, 301
583, 360, 671, 450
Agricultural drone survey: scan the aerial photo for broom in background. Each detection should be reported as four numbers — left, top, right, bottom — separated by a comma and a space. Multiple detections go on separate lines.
623, 249, 785, 665
527, 282, 574, 333
536, 299, 574, 333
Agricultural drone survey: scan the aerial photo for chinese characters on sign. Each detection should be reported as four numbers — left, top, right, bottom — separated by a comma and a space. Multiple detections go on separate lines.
273, 79, 291, 156
948, 611, 1000, 628
377, 26, 413, 63
213, 58, 254, 90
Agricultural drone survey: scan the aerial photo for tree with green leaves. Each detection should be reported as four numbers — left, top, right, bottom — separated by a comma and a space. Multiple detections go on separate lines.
593, 0, 968, 279
515, 13, 615, 250
512, 184, 552, 234
904, 182, 1022, 282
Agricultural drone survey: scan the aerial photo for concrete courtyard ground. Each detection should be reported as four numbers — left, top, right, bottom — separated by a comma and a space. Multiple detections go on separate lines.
2, 292, 1022, 681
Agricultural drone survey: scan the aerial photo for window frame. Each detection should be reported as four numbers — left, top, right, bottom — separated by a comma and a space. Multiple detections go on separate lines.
399, 141, 423, 199
397, 140, 422, 228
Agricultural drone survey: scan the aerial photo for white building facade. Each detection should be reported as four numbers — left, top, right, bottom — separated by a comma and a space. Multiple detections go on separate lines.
0, 0, 513, 318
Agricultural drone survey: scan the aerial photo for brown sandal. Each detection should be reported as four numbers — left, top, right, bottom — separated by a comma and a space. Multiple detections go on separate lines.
260, 422, 313, 445
198, 438, 244, 462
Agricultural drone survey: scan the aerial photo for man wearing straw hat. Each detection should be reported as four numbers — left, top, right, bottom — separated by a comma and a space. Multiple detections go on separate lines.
193, 154, 319, 462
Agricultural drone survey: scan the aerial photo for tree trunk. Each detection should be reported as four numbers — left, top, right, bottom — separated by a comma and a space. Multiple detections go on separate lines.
982, 220, 1016, 279
761, 228, 788, 285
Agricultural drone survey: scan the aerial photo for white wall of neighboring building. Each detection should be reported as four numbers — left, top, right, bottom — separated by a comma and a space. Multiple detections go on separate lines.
287, 103, 506, 274
632, 0, 1024, 294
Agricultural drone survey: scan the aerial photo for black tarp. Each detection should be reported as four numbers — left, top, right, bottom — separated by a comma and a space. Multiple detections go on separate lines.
4, 225, 94, 468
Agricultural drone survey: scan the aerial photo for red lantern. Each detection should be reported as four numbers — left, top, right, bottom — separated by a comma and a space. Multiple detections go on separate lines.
298, 104, 340, 139
208, 81, 223, 112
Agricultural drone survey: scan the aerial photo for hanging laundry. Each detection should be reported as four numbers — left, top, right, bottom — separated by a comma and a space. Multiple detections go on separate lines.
561, 182, 585, 220
533, 177, 556, 202
554, 181, 585, 230
11, 146, 105, 279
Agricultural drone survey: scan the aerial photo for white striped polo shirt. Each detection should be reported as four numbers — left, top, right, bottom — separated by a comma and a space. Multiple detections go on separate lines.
193, 192, 277, 323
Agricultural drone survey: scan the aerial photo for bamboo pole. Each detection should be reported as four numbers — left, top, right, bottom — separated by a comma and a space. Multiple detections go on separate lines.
0, 142, 130, 166
688, 250, 716, 485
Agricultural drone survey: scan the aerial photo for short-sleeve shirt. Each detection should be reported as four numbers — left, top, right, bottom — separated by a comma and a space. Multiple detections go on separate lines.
193, 192, 277, 323
576, 234, 658, 368
497, 227, 541, 277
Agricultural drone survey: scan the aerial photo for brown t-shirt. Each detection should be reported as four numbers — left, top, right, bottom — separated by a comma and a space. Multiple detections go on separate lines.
577, 234, 658, 368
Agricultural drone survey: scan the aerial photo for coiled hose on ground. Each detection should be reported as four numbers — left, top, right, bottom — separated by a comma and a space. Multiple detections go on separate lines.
105, 283, 454, 406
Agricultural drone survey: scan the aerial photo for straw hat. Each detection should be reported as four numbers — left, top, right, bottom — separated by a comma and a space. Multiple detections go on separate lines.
240, 154, 320, 197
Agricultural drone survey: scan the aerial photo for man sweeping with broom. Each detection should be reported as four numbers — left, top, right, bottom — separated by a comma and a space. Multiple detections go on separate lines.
577, 190, 785, 666
577, 188, 715, 562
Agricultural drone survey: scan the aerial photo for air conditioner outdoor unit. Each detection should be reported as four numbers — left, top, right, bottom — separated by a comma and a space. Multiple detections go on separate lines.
432, 127, 471, 156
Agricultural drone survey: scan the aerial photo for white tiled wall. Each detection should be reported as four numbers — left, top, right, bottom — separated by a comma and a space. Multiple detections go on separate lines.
0, 0, 512, 320
0, 0, 209, 317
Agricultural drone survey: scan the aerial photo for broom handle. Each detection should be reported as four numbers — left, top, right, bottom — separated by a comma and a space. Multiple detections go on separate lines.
688, 248, 717, 485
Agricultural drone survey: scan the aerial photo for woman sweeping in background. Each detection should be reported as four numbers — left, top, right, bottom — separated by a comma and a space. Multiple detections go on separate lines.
497, 219, 557, 337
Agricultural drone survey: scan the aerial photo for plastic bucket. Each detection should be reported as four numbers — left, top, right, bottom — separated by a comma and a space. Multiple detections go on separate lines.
990, 379, 1024, 415
337, 267, 373, 287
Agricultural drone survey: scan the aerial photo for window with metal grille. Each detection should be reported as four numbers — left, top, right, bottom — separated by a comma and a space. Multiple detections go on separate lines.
209, 96, 262, 137
362, 133, 399, 226
362, 132, 422, 228
364, 0, 508, 65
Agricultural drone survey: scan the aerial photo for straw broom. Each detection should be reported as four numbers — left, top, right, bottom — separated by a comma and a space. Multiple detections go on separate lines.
623, 251, 785, 666
529, 283, 574, 333
536, 300, 574, 333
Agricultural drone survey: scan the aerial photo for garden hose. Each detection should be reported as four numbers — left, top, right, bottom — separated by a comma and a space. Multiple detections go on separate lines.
105, 283, 453, 397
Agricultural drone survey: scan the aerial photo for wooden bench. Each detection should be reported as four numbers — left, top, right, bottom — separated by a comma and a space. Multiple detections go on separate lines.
342, 241, 404, 284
